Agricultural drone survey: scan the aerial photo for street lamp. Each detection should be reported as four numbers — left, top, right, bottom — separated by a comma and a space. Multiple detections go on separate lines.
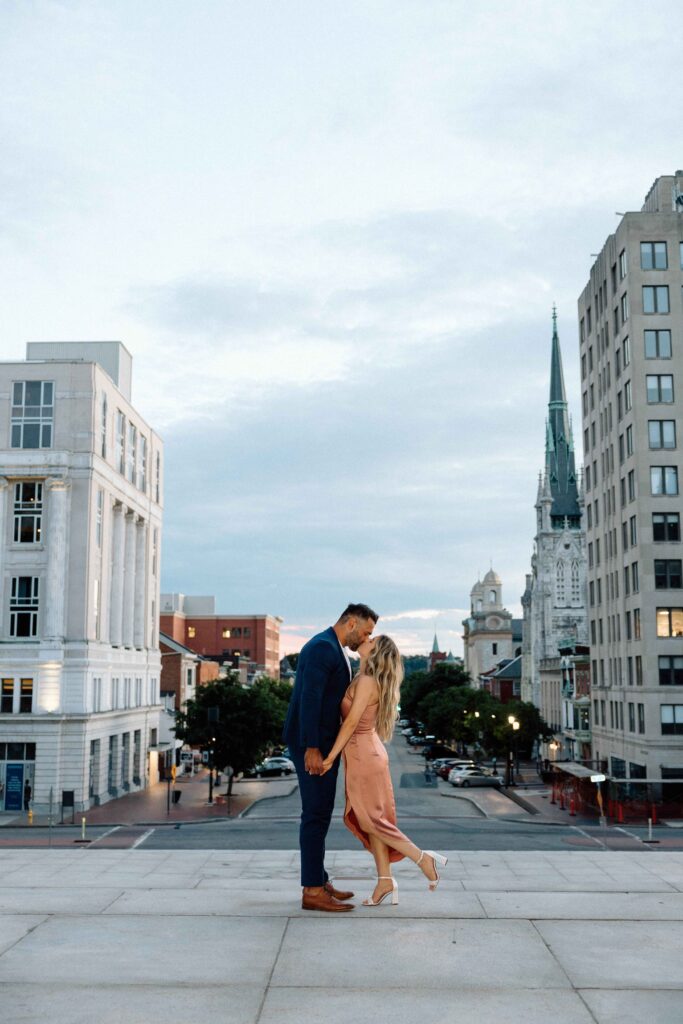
506, 716, 520, 786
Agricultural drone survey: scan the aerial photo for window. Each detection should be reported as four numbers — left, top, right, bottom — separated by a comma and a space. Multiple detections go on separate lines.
556, 561, 565, 605
93, 677, 102, 712
640, 241, 668, 270
659, 656, 683, 686
622, 337, 630, 366
661, 705, 683, 736
645, 329, 672, 358
633, 608, 641, 640
1, 679, 13, 713
643, 285, 669, 314
95, 488, 104, 547
187, 626, 196, 639
492, 642, 498, 655
626, 425, 633, 456
637, 704, 645, 733
155, 452, 161, 504
628, 470, 636, 501
137, 436, 147, 492
100, 393, 108, 458
651, 466, 679, 495
628, 703, 635, 732
653, 513, 680, 542
152, 528, 159, 577
19, 678, 33, 713
629, 515, 637, 545
126, 423, 137, 483
649, 420, 676, 449
657, 608, 683, 638
10, 577, 39, 637
11, 381, 54, 449
619, 249, 627, 280
655, 560, 682, 589
13, 482, 43, 544
620, 293, 629, 323
632, 561, 639, 592
636, 656, 643, 685
116, 412, 126, 474
624, 380, 632, 411
646, 375, 674, 403
222, 628, 231, 638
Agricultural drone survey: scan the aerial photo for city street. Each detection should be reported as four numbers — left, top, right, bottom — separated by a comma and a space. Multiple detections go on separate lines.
2, 735, 683, 852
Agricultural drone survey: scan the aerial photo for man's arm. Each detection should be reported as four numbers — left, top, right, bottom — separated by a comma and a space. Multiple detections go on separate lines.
299, 642, 337, 770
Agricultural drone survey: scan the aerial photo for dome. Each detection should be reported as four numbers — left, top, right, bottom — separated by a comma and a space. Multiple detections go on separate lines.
470, 579, 484, 596
483, 568, 501, 585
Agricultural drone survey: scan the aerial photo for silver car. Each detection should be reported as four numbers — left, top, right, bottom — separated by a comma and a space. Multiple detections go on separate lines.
449, 768, 503, 788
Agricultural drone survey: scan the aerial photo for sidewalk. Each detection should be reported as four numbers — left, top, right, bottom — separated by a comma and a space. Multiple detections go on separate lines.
0, 847, 682, 1023
2, 770, 297, 827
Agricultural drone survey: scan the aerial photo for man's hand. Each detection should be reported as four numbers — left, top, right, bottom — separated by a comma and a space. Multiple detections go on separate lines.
304, 748, 324, 776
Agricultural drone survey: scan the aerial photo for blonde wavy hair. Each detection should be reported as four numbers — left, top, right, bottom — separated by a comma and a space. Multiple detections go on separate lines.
365, 634, 404, 742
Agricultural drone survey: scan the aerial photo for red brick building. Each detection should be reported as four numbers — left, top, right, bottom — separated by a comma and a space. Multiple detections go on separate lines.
159, 632, 221, 710
160, 594, 282, 680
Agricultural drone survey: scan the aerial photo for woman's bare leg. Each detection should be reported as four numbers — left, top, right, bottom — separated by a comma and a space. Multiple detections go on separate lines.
367, 834, 393, 902
366, 831, 438, 883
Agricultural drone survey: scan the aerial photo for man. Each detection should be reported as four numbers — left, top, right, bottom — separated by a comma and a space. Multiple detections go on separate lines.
283, 602, 378, 912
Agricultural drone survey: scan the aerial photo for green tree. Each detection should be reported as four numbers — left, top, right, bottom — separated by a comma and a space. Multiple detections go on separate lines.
174, 674, 290, 776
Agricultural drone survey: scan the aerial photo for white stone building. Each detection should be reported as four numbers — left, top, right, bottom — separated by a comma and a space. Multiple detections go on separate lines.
521, 312, 589, 755
0, 342, 163, 814
462, 571, 522, 685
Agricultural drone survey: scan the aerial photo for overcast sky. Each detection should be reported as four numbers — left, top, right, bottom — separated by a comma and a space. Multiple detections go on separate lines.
1, 1, 681, 654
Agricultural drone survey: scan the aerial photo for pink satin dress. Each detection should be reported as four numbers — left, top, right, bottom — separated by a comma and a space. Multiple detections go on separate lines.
340, 691, 409, 862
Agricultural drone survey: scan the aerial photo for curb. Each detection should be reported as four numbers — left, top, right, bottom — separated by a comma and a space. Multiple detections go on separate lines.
239, 781, 299, 818
439, 790, 488, 819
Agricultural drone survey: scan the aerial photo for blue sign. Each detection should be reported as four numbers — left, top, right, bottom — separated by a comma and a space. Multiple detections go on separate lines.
5, 764, 24, 812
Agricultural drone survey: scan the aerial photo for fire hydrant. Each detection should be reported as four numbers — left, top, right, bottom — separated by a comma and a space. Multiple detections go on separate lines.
27, 808, 33, 825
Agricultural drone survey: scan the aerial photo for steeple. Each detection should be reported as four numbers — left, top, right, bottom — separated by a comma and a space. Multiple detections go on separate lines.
432, 633, 440, 654
545, 308, 581, 527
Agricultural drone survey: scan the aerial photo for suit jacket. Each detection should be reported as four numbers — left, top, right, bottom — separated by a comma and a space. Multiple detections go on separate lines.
282, 627, 351, 753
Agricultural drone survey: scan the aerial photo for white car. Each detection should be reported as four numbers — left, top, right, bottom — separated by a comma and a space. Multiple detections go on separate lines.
449, 768, 503, 788
254, 757, 295, 777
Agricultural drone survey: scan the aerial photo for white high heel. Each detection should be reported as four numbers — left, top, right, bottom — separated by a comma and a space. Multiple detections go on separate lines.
362, 876, 398, 906
417, 850, 448, 891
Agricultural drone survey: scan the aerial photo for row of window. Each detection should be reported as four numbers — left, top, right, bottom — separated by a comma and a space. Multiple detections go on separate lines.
583, 371, 680, 422
1, 676, 159, 714
588, 597, 683, 639
580, 240, 683, 343
593, 699, 645, 733
186, 625, 252, 639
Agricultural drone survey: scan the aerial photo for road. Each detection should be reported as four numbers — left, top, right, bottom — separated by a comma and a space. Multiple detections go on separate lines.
1, 736, 681, 850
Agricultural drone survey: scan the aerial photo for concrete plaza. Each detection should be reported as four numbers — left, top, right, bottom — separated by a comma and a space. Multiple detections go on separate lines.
0, 848, 682, 1023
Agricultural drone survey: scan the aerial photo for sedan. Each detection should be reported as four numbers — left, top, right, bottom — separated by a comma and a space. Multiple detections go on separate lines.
408, 734, 427, 746
253, 757, 295, 777
440, 760, 476, 780
449, 769, 503, 788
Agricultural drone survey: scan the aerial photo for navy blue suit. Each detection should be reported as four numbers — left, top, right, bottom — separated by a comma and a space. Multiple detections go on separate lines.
283, 627, 351, 886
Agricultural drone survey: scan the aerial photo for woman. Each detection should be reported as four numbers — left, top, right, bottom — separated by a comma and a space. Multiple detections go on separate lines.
321, 635, 447, 906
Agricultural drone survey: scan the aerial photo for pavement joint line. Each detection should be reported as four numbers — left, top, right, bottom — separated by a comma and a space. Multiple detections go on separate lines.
87, 826, 121, 847
255, 915, 291, 1024
529, 917, 598, 1019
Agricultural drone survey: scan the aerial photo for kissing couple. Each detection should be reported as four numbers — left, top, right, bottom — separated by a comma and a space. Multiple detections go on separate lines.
283, 602, 447, 911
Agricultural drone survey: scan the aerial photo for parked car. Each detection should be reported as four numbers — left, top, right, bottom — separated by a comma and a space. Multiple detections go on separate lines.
401, 727, 415, 737
438, 759, 476, 779
449, 768, 503, 788
408, 734, 428, 746
398, 719, 412, 728
252, 756, 295, 778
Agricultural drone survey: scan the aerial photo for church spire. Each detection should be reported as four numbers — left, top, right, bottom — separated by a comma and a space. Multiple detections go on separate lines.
544, 309, 581, 527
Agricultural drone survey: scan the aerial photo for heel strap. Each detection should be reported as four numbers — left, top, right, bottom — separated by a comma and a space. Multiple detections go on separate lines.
378, 876, 393, 880
416, 851, 424, 865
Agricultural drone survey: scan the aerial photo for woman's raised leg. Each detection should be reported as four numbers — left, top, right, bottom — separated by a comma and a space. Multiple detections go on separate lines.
366, 834, 394, 904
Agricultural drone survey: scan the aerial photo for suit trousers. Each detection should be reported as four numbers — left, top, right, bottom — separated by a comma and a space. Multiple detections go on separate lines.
289, 742, 340, 887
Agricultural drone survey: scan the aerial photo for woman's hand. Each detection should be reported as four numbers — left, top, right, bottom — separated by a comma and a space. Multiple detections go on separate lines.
320, 757, 333, 775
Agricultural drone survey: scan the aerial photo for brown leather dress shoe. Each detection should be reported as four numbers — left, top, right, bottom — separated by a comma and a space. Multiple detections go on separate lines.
302, 887, 354, 912
324, 880, 355, 901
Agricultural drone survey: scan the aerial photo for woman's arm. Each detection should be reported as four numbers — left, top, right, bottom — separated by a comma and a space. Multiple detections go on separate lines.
320, 675, 377, 773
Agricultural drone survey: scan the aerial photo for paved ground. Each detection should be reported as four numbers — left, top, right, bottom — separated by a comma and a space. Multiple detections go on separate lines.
0, 847, 682, 1023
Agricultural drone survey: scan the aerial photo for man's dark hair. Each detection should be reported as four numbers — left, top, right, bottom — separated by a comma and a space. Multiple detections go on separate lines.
339, 602, 379, 623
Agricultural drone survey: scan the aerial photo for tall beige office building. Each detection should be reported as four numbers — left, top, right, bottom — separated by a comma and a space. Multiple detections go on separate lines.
579, 172, 683, 784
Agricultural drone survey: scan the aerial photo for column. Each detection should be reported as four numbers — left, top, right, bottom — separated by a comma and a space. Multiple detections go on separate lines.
122, 511, 136, 647
133, 519, 147, 649
44, 477, 71, 640
109, 503, 125, 646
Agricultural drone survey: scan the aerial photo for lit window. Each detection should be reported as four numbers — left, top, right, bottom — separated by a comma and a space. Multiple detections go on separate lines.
657, 608, 683, 638
188, 626, 196, 639
13, 482, 43, 544
222, 628, 231, 638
